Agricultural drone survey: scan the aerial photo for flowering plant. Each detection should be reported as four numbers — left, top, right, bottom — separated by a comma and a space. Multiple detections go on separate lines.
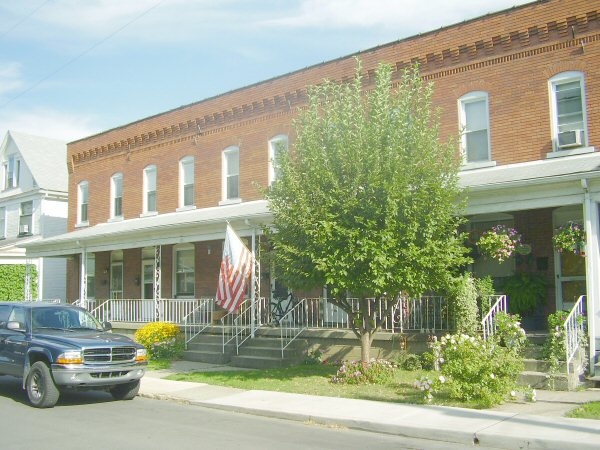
492, 312, 527, 354
477, 225, 522, 262
330, 359, 397, 385
552, 222, 586, 255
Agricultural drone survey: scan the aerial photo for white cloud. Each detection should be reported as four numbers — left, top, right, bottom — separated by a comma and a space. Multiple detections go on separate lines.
0, 107, 100, 143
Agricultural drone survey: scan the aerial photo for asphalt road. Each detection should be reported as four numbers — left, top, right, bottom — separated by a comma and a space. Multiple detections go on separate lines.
0, 375, 498, 450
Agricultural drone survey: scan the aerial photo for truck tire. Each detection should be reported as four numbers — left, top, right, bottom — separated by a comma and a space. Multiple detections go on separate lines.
110, 380, 140, 401
26, 361, 60, 408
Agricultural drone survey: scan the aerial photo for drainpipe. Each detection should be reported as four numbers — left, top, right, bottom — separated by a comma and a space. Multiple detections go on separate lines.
582, 178, 597, 375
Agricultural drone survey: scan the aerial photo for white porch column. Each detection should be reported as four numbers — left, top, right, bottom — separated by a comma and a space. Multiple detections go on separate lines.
154, 245, 161, 321
251, 227, 257, 338
583, 182, 598, 374
80, 249, 88, 308
24, 257, 32, 301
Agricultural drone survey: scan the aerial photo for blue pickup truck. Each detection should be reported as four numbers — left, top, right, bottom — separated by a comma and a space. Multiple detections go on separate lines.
0, 301, 147, 408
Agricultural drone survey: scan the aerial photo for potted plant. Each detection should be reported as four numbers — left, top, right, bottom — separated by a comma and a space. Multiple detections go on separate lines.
552, 222, 586, 256
500, 273, 547, 317
477, 225, 522, 262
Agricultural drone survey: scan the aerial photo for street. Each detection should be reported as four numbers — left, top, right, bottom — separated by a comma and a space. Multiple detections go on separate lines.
0, 375, 495, 450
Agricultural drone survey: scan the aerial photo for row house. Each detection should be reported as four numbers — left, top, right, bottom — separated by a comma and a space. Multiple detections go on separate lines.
0, 131, 67, 300
24, 0, 600, 371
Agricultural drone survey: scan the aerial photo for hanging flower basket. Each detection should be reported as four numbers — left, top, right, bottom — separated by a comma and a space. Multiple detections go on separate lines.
553, 222, 586, 256
477, 225, 522, 262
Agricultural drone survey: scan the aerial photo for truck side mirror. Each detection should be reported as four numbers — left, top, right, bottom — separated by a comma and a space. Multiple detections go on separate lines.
102, 321, 113, 331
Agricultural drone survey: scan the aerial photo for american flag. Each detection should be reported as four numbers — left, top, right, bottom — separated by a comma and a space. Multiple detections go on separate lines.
216, 224, 254, 313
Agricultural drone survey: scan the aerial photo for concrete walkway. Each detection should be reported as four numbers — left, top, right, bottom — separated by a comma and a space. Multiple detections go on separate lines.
139, 361, 600, 449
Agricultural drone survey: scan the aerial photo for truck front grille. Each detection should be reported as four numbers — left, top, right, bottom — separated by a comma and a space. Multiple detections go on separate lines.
83, 347, 137, 364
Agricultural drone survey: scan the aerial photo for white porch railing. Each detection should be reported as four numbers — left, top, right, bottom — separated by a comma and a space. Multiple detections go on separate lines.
481, 295, 508, 340
88, 298, 206, 324
183, 298, 214, 347
564, 295, 586, 379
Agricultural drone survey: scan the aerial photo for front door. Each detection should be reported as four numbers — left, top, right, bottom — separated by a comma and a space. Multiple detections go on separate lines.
556, 250, 586, 312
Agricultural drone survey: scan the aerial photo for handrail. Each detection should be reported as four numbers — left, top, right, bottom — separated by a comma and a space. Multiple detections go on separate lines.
183, 298, 214, 348
220, 299, 251, 354
279, 298, 307, 358
564, 295, 586, 378
481, 295, 508, 340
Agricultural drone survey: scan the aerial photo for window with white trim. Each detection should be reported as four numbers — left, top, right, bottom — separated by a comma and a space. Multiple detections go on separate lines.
268, 135, 288, 185
549, 71, 587, 151
174, 244, 195, 298
143, 165, 157, 213
111, 173, 123, 219
77, 181, 89, 224
0, 207, 5, 239
179, 156, 194, 208
3, 155, 20, 190
222, 146, 239, 201
459, 92, 491, 163
19, 201, 33, 236
86, 253, 96, 299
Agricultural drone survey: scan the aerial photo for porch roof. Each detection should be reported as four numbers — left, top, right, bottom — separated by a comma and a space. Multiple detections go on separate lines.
21, 200, 271, 257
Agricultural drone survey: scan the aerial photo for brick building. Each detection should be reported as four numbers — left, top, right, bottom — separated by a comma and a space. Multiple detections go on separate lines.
24, 0, 600, 370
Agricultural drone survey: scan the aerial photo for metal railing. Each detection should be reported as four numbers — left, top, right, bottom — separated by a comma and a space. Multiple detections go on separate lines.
397, 296, 452, 332
564, 295, 586, 379
88, 298, 205, 324
481, 295, 508, 340
279, 298, 308, 358
183, 298, 214, 348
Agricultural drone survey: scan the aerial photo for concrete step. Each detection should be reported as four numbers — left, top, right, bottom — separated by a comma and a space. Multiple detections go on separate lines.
182, 349, 231, 364
523, 358, 570, 373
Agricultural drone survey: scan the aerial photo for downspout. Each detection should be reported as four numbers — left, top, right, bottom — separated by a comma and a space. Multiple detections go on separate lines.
582, 178, 597, 375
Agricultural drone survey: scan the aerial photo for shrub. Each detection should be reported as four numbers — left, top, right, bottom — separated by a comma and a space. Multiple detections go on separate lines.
304, 349, 323, 365
331, 359, 397, 385
430, 333, 523, 407
492, 312, 527, 354
448, 273, 479, 334
397, 353, 422, 371
134, 322, 184, 360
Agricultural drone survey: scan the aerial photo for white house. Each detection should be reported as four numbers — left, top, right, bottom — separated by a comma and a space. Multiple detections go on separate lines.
0, 131, 68, 300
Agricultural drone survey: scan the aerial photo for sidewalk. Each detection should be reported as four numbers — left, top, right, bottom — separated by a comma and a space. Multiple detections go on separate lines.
139, 361, 600, 450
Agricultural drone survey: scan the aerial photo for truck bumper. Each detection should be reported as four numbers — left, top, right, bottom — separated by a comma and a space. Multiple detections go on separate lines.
51, 363, 146, 387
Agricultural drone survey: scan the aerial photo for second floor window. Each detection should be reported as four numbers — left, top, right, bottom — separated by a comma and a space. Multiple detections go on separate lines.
268, 135, 288, 185
223, 146, 240, 201
459, 92, 490, 164
180, 157, 194, 208
78, 181, 89, 224
143, 165, 157, 213
111, 173, 123, 219
19, 201, 33, 236
550, 71, 587, 151
3, 155, 20, 190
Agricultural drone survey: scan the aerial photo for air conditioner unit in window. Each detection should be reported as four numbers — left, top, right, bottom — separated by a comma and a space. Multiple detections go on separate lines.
19, 224, 29, 234
558, 129, 584, 149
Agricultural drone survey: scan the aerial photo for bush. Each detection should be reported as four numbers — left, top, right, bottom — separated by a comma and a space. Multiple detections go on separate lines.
430, 333, 523, 407
397, 353, 422, 371
134, 322, 184, 360
492, 312, 527, 354
449, 273, 479, 334
331, 359, 397, 385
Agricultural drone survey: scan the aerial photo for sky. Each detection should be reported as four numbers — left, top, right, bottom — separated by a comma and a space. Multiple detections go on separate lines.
0, 0, 533, 144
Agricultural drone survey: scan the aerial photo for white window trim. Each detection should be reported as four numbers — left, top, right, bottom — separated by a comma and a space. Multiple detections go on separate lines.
220, 146, 241, 205
548, 71, 588, 153
77, 181, 89, 227
178, 156, 195, 211
142, 165, 157, 216
0, 206, 5, 239
268, 134, 288, 185
109, 173, 123, 221
173, 243, 195, 298
458, 91, 492, 166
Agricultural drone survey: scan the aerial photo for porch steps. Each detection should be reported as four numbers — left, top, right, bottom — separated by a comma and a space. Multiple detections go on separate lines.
183, 332, 234, 365
229, 335, 308, 369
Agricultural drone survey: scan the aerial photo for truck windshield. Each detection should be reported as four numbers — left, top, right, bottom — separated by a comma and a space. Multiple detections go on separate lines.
32, 307, 103, 331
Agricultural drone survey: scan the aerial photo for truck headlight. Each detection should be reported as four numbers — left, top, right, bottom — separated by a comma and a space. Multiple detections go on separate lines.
135, 348, 148, 362
56, 350, 83, 364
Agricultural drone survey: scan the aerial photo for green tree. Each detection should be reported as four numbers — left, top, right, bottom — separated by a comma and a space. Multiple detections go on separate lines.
266, 61, 469, 362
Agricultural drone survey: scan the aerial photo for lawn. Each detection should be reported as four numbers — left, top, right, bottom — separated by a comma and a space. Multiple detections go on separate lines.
165, 363, 484, 409
566, 401, 600, 420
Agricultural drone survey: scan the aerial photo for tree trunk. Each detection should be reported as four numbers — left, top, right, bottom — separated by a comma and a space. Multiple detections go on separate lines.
360, 330, 371, 363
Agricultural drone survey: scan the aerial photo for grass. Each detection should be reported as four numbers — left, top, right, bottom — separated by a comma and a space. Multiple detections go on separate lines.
566, 401, 600, 420
165, 363, 484, 409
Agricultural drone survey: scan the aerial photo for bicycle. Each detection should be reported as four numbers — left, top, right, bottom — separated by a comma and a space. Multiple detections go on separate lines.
269, 293, 296, 326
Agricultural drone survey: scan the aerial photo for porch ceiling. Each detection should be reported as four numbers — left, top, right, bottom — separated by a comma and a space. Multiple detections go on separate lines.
21, 200, 272, 257
460, 150, 600, 215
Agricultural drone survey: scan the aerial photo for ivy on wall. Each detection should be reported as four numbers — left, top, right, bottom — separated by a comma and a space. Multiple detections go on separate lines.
0, 265, 38, 301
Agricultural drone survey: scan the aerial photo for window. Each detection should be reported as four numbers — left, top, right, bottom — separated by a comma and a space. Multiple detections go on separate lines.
19, 201, 33, 236
268, 135, 288, 185
111, 173, 123, 219
3, 155, 20, 190
459, 92, 490, 163
143, 165, 157, 213
78, 181, 89, 224
180, 157, 194, 208
86, 253, 96, 299
0, 207, 5, 239
110, 250, 123, 300
174, 245, 195, 298
549, 72, 587, 151
222, 146, 239, 202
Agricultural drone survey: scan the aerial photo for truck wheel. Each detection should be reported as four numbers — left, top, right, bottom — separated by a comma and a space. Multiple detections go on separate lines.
110, 380, 140, 401
26, 361, 60, 408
